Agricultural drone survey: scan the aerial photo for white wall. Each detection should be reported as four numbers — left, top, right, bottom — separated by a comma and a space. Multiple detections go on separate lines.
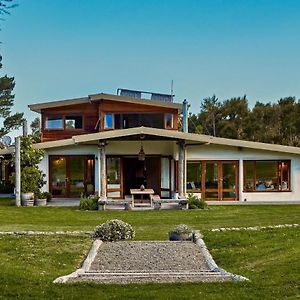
186, 144, 300, 202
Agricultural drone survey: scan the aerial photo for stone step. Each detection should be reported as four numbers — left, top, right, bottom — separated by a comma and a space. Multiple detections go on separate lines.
75, 271, 234, 283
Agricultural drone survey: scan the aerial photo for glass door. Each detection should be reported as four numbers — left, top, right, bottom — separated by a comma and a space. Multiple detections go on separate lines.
204, 162, 219, 200
203, 161, 238, 201
50, 157, 67, 197
69, 157, 85, 197
50, 155, 95, 197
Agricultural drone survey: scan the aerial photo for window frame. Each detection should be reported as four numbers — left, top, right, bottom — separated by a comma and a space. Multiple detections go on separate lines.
164, 113, 174, 129
243, 160, 291, 192
44, 114, 83, 131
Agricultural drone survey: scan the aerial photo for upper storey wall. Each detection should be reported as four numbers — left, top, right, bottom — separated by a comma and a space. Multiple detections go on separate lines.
41, 100, 180, 142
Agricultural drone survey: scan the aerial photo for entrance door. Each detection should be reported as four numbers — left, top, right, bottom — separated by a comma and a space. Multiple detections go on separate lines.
203, 161, 238, 201
49, 155, 94, 197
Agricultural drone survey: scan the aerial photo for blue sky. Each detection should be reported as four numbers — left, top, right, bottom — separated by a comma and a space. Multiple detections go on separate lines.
1, 0, 300, 134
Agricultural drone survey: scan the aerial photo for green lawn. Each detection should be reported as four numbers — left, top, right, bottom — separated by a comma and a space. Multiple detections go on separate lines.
0, 198, 299, 299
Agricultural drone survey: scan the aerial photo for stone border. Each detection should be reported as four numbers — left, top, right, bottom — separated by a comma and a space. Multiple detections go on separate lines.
193, 232, 248, 281
210, 223, 299, 232
53, 239, 102, 283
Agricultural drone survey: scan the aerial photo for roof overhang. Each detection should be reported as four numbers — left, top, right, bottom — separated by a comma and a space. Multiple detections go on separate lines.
28, 93, 182, 113
32, 126, 300, 155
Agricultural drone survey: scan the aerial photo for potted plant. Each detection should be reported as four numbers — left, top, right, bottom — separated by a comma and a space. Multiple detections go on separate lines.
168, 224, 194, 241
35, 191, 48, 206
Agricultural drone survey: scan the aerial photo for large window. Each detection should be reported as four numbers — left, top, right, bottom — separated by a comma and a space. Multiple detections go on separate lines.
104, 113, 168, 130
244, 160, 290, 192
107, 157, 121, 198
186, 161, 202, 191
45, 115, 82, 130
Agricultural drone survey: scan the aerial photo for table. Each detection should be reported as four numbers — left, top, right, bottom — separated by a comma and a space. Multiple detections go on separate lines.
130, 189, 154, 207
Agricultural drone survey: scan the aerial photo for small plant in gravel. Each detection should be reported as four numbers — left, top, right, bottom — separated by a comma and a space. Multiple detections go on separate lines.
91, 219, 135, 241
169, 224, 194, 241
188, 193, 207, 209
172, 224, 193, 235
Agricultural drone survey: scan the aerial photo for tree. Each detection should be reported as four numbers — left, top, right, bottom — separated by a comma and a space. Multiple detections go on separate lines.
30, 117, 41, 142
0, 0, 17, 19
199, 95, 221, 136
0, 1, 23, 141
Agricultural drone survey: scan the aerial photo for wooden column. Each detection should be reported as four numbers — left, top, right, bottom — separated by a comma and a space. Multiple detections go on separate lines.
15, 136, 21, 207
98, 142, 107, 200
178, 140, 185, 198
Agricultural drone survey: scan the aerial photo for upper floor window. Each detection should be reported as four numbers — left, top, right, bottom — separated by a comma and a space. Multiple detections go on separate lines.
103, 113, 172, 130
165, 113, 174, 129
45, 115, 83, 130
45, 117, 63, 129
104, 113, 114, 129
244, 160, 290, 192
65, 116, 83, 129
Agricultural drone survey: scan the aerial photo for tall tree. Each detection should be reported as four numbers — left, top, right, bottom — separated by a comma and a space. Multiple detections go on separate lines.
0, 0, 23, 141
199, 95, 221, 136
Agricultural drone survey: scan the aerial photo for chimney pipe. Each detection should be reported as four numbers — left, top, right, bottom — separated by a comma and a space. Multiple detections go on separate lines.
182, 99, 189, 133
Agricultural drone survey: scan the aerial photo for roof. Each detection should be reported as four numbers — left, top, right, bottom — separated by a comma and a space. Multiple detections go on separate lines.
33, 126, 300, 155
28, 93, 182, 113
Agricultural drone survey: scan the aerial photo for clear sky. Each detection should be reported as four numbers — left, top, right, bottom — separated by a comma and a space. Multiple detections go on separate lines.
1, 0, 300, 135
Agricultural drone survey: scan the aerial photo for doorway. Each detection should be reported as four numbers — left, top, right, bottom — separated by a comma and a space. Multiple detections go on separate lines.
203, 161, 238, 201
49, 155, 95, 197
122, 157, 161, 197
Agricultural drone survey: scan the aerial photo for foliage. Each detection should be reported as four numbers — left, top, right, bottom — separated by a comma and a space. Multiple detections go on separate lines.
91, 219, 135, 241
188, 193, 207, 209
189, 94, 300, 146
36, 191, 52, 201
11, 136, 45, 194
30, 117, 41, 143
79, 194, 99, 210
42, 192, 52, 202
171, 223, 193, 235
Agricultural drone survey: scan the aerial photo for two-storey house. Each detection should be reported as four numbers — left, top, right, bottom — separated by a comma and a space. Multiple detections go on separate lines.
26, 89, 300, 203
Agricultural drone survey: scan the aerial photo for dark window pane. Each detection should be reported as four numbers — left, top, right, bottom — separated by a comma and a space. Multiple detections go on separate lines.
256, 161, 278, 190
244, 161, 254, 190
165, 113, 173, 128
65, 116, 82, 129
187, 161, 201, 190
107, 158, 121, 189
222, 163, 236, 189
205, 163, 218, 189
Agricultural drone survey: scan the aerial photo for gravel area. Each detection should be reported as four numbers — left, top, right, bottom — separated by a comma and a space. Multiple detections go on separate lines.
90, 241, 209, 272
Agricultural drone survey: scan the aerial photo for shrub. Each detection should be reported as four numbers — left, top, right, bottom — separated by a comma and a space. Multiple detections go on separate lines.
188, 193, 207, 209
42, 192, 52, 202
79, 194, 99, 210
91, 219, 135, 241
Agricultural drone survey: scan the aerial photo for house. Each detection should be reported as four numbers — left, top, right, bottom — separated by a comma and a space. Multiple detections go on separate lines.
14, 89, 300, 202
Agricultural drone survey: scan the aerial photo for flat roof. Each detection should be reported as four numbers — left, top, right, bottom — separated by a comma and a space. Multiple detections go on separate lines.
33, 126, 300, 155
28, 93, 182, 113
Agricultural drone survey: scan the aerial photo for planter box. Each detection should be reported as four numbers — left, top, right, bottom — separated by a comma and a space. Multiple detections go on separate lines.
35, 198, 47, 206
168, 232, 193, 241
21, 193, 34, 207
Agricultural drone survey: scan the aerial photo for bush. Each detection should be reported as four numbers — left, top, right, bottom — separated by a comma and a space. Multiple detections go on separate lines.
91, 219, 135, 241
188, 193, 207, 209
79, 194, 99, 210
42, 192, 52, 202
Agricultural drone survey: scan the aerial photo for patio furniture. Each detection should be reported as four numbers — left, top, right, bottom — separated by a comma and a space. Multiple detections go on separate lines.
152, 198, 188, 210
98, 199, 132, 211
130, 189, 154, 207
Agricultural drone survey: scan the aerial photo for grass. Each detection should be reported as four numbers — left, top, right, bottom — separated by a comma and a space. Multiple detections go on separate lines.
0, 197, 299, 299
